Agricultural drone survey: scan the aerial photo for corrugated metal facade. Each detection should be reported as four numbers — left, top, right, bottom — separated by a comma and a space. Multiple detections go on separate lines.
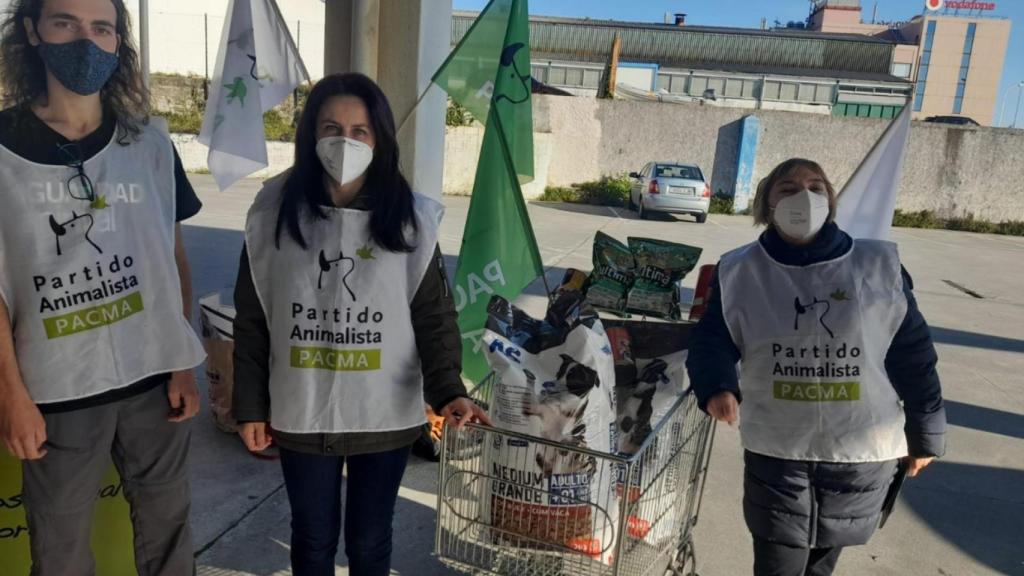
452, 14, 895, 76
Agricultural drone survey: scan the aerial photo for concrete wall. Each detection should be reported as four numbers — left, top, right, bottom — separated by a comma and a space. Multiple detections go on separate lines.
529, 95, 1024, 221
172, 134, 295, 180
171, 94, 1024, 221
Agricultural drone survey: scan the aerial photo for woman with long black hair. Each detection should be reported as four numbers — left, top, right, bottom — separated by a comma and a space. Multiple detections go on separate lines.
232, 73, 489, 575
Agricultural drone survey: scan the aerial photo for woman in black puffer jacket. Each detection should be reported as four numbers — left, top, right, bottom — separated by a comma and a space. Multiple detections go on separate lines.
685, 158, 945, 576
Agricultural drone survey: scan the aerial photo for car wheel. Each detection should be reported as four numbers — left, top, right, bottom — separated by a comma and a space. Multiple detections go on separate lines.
628, 193, 637, 211
639, 199, 648, 220
696, 213, 707, 224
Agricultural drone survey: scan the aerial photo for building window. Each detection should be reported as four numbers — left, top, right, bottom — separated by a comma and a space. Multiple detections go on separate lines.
656, 74, 670, 92
725, 78, 743, 98
779, 83, 798, 101
892, 62, 912, 78
565, 68, 584, 87
742, 80, 757, 99
914, 20, 937, 112
763, 81, 780, 100
707, 77, 725, 97
583, 69, 601, 89
531, 66, 547, 83
924, 20, 936, 51
689, 76, 708, 96
671, 76, 687, 94
548, 67, 566, 86
815, 84, 833, 103
953, 22, 976, 114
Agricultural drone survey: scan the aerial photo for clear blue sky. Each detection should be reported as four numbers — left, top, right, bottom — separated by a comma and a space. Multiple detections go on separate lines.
453, 0, 1024, 126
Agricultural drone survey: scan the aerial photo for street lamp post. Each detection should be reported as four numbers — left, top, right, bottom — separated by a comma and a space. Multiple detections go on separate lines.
139, 0, 150, 87
1000, 80, 1024, 127
1016, 86, 1024, 128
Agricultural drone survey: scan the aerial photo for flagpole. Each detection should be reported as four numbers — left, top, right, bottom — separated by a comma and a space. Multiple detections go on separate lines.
395, 82, 435, 140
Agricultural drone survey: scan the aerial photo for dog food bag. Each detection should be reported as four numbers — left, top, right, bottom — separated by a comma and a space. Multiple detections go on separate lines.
616, 350, 687, 456
588, 232, 635, 312
482, 292, 619, 563
625, 238, 702, 319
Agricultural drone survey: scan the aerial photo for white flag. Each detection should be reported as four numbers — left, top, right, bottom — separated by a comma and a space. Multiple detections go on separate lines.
835, 105, 912, 240
199, 0, 309, 191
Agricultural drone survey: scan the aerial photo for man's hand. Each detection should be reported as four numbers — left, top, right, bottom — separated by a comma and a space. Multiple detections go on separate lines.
238, 422, 273, 452
0, 389, 47, 460
707, 391, 739, 425
167, 369, 200, 422
440, 397, 492, 429
904, 456, 935, 478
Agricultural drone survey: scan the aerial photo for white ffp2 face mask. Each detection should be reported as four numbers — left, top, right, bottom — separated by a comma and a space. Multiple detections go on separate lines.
316, 136, 374, 186
772, 189, 830, 242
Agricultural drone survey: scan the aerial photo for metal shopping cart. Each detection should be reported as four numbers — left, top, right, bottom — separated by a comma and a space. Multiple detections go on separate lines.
435, 322, 716, 576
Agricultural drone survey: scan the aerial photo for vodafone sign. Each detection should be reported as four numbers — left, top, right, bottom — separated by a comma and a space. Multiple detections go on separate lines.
928, 0, 998, 10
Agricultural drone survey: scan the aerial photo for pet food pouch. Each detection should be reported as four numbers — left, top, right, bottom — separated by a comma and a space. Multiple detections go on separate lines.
625, 238, 702, 319
588, 232, 635, 312
557, 268, 590, 295
482, 292, 619, 563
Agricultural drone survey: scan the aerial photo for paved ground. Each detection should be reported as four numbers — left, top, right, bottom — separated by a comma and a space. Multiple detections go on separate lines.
182, 175, 1024, 576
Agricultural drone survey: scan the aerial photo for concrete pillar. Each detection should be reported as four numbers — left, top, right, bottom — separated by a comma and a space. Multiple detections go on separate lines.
323, 0, 353, 75
351, 0, 380, 80
322, 0, 450, 200
377, 0, 450, 200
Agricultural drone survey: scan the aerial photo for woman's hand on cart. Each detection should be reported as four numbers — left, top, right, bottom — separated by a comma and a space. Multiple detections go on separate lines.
441, 397, 492, 429
707, 391, 739, 426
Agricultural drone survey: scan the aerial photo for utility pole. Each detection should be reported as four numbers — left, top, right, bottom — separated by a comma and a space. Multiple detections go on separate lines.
139, 0, 150, 87
203, 13, 209, 100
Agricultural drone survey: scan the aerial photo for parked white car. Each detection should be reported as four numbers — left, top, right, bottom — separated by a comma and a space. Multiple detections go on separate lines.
629, 162, 711, 223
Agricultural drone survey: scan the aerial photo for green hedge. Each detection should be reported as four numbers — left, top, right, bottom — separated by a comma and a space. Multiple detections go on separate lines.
538, 177, 631, 207
155, 108, 299, 141
710, 192, 734, 215
892, 210, 1023, 236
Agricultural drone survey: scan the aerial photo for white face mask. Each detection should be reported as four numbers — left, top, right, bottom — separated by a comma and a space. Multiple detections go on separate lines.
771, 189, 830, 242
316, 136, 374, 186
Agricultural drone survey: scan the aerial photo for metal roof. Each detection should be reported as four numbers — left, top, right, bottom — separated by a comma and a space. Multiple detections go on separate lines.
452, 11, 896, 76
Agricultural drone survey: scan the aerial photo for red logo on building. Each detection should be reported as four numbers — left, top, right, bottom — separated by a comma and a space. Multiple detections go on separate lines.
925, 0, 944, 9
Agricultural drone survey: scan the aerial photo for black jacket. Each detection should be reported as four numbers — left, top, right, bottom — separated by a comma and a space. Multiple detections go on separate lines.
685, 222, 946, 547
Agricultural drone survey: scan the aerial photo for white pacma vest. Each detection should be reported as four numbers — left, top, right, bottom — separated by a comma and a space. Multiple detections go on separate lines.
718, 239, 908, 462
245, 173, 442, 433
0, 119, 206, 404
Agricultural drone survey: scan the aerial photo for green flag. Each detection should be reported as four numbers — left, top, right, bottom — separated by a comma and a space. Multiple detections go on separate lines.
433, 0, 543, 383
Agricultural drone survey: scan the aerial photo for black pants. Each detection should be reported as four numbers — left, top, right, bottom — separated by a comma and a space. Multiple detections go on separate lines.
753, 538, 843, 576
279, 444, 411, 576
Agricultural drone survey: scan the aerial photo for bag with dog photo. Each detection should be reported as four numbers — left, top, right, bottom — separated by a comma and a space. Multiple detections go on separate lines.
606, 320, 693, 545
482, 292, 619, 563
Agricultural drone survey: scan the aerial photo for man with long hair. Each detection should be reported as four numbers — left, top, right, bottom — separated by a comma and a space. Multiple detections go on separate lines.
0, 0, 207, 573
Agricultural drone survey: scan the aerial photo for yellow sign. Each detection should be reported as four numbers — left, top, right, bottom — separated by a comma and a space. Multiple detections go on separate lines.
773, 381, 861, 402
0, 449, 136, 574
43, 291, 145, 339
290, 346, 381, 371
